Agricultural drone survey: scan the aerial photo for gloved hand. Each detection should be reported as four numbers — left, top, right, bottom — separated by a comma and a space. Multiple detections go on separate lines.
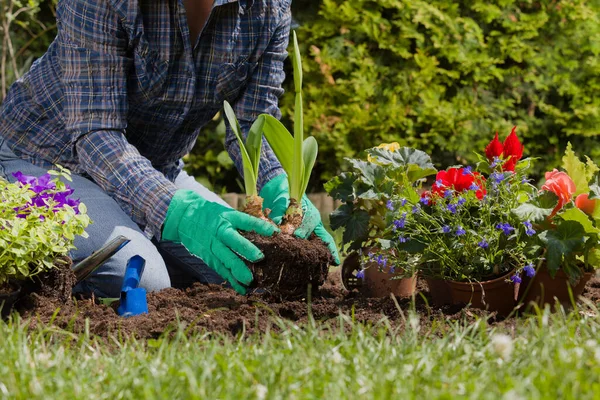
260, 174, 340, 265
162, 190, 279, 294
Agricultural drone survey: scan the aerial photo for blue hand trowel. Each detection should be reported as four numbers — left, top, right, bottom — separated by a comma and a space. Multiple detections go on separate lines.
117, 255, 149, 317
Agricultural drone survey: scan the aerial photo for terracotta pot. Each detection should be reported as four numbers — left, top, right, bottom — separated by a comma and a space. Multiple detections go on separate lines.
424, 278, 453, 306
426, 271, 517, 316
518, 266, 594, 309
0, 283, 21, 319
340, 250, 416, 298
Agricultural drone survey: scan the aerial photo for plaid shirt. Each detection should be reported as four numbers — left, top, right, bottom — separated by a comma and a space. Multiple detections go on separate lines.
0, 0, 288, 238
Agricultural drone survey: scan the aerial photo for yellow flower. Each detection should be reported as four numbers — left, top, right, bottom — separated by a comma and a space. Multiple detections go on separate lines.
368, 142, 401, 162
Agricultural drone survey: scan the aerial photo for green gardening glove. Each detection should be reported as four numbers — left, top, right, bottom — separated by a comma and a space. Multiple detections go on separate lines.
162, 190, 279, 294
260, 174, 340, 265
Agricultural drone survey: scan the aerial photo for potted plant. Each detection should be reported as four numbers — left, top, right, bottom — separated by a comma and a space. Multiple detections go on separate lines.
325, 143, 437, 297
222, 31, 333, 298
515, 143, 600, 308
0, 167, 91, 317
372, 129, 540, 315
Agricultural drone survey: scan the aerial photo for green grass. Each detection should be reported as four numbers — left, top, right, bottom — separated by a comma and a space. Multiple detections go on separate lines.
1, 304, 600, 399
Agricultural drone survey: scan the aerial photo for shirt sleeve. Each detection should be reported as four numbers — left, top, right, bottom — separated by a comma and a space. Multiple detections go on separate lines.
225, 2, 291, 190
56, 0, 177, 239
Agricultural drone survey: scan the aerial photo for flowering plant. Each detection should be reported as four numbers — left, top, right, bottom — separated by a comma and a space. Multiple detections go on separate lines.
326, 143, 436, 251
368, 129, 540, 283
515, 143, 600, 281
0, 167, 91, 286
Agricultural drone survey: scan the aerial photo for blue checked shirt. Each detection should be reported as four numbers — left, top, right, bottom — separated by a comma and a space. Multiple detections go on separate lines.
0, 0, 288, 238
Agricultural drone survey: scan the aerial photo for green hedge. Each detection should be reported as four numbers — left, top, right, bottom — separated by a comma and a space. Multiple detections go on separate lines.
279, 0, 600, 187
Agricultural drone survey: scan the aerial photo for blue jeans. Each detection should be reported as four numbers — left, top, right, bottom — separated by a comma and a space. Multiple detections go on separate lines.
0, 137, 231, 298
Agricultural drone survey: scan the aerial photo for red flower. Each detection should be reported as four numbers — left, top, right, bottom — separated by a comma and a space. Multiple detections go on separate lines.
431, 167, 487, 200
484, 127, 523, 172
502, 127, 524, 172
541, 169, 576, 217
485, 132, 503, 161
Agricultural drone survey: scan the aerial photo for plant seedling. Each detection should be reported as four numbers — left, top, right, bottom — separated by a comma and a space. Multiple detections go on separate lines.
259, 31, 318, 233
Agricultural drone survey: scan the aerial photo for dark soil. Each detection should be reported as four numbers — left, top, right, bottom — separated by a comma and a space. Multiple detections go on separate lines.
244, 232, 333, 298
12, 263, 600, 341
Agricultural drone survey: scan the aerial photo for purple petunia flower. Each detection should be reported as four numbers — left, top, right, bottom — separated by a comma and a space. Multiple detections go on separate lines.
523, 263, 535, 278
455, 226, 466, 236
523, 221, 536, 236
386, 200, 394, 211
478, 239, 489, 249
447, 203, 458, 214
442, 225, 451, 233
510, 274, 522, 284
356, 269, 365, 279
496, 223, 515, 236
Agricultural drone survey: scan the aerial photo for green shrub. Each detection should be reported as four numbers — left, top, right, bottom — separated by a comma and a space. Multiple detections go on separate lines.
281, 0, 600, 186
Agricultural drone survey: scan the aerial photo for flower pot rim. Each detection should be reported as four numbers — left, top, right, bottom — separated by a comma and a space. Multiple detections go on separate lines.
445, 269, 515, 288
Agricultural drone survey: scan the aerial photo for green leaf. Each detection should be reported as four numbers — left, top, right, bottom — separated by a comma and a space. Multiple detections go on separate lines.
292, 30, 302, 93
300, 137, 318, 198
223, 101, 257, 196
330, 204, 370, 246
247, 115, 265, 177
560, 207, 600, 234
512, 203, 553, 223
589, 172, 600, 200
562, 142, 598, 196
538, 221, 586, 275
324, 173, 357, 202
365, 147, 436, 182
261, 114, 294, 176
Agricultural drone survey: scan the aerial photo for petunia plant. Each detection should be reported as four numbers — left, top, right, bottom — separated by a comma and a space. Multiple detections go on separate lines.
0, 167, 91, 287
514, 143, 600, 282
369, 128, 540, 283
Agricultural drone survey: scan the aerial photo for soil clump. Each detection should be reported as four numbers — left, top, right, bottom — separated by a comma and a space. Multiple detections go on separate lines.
243, 232, 333, 298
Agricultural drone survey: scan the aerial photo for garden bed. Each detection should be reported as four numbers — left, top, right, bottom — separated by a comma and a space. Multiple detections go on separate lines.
14, 263, 600, 340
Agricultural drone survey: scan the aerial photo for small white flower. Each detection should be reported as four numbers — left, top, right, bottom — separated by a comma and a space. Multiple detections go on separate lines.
255, 384, 268, 400
331, 348, 343, 364
491, 333, 513, 361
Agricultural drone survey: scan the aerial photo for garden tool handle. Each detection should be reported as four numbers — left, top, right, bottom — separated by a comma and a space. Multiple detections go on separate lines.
73, 235, 131, 283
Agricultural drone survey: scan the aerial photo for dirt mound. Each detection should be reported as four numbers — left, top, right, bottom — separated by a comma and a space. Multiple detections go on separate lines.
14, 268, 600, 340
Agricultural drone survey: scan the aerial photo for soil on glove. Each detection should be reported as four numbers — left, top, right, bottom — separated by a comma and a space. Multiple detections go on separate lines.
243, 232, 333, 298
13, 263, 600, 341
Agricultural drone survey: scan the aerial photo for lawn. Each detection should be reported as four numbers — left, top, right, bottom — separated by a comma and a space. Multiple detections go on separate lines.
2, 302, 600, 399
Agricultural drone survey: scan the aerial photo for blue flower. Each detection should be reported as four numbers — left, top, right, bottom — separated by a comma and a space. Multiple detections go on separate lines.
412, 205, 421, 214
442, 225, 451, 233
457, 197, 466, 206
523, 221, 536, 236
420, 196, 431, 206
521, 176, 531, 184
462, 166, 473, 175
444, 189, 453, 198
389, 266, 396, 274
356, 269, 365, 279
496, 223, 515, 236
523, 263, 535, 278
435, 179, 444, 187
398, 235, 409, 243
468, 183, 480, 191
393, 215, 406, 231
400, 198, 407, 206
455, 226, 466, 236
490, 172, 505, 184
447, 203, 458, 214
490, 156, 502, 168
478, 239, 489, 249
386, 200, 394, 211
510, 274, 522, 284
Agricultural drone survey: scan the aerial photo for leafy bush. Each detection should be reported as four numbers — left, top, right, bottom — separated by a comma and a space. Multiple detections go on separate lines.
0, 168, 90, 284
284, 0, 600, 186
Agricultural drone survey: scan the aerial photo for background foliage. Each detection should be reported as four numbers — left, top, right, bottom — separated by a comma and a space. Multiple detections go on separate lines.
2, 0, 600, 192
